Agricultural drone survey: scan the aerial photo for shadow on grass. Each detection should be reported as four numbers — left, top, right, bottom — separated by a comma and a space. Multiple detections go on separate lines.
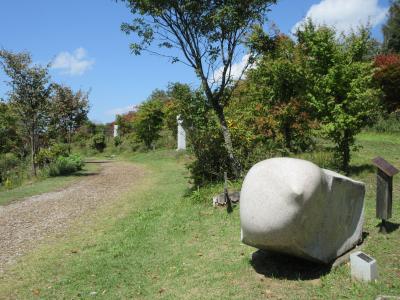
250, 250, 331, 280
375, 221, 400, 234
84, 160, 113, 164
348, 164, 375, 176
362, 231, 370, 241
72, 172, 99, 177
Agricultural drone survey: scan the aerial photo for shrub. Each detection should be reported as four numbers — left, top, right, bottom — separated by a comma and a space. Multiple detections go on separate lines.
168, 84, 234, 186
114, 136, 122, 147
48, 154, 84, 176
374, 54, 400, 113
155, 129, 176, 149
122, 133, 144, 152
36, 143, 69, 167
0, 153, 20, 185
186, 123, 231, 187
368, 111, 400, 133
91, 133, 106, 152
133, 99, 164, 149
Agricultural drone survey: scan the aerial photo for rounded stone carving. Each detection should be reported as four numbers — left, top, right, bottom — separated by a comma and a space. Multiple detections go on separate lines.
240, 157, 365, 264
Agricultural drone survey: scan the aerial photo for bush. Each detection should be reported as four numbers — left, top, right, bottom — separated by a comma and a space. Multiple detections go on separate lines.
374, 55, 400, 113
36, 143, 69, 167
294, 150, 336, 170
155, 129, 176, 149
114, 136, 122, 147
122, 133, 144, 152
0, 153, 20, 185
91, 133, 106, 152
133, 99, 164, 149
48, 154, 84, 176
368, 111, 400, 133
187, 124, 231, 187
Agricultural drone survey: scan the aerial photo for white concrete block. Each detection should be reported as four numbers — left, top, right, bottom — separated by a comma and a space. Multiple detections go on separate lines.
350, 251, 378, 282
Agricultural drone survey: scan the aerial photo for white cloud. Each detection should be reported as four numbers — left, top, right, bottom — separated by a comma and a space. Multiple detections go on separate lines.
213, 54, 253, 83
106, 105, 138, 116
52, 47, 95, 76
292, 0, 388, 34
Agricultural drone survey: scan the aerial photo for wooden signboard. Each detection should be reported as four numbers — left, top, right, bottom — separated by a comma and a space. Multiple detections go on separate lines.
372, 157, 399, 233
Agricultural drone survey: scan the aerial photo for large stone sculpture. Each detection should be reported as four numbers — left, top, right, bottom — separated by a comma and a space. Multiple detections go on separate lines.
240, 157, 365, 264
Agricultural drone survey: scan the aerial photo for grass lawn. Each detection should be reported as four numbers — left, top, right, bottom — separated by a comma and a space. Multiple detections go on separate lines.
0, 163, 100, 206
0, 132, 399, 299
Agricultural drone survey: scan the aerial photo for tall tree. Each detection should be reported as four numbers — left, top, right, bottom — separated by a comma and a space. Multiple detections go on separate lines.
383, 0, 400, 53
0, 50, 52, 176
50, 84, 89, 152
120, 0, 277, 177
296, 22, 381, 173
0, 101, 21, 154
373, 54, 400, 112
133, 98, 164, 149
241, 34, 313, 153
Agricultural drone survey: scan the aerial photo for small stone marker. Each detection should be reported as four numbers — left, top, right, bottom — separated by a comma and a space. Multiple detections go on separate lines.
113, 124, 119, 138
372, 157, 399, 233
350, 251, 378, 282
176, 115, 186, 150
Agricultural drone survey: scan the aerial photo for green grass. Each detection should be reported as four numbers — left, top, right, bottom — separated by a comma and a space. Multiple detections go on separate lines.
0, 133, 399, 299
0, 163, 100, 206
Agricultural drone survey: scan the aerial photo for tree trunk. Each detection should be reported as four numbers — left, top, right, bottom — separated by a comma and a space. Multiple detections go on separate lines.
214, 105, 242, 178
199, 76, 242, 178
342, 129, 351, 175
67, 128, 72, 154
30, 132, 37, 177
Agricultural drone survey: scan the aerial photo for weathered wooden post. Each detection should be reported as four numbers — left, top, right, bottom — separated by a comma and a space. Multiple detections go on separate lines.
224, 172, 232, 213
372, 157, 399, 233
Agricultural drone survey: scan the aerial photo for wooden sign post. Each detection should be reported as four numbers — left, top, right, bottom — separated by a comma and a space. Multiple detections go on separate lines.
224, 172, 233, 213
372, 157, 399, 233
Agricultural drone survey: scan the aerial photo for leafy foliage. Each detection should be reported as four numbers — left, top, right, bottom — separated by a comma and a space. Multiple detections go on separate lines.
115, 111, 136, 136
0, 101, 22, 155
91, 133, 107, 153
0, 153, 20, 185
36, 143, 69, 167
121, 0, 278, 177
50, 84, 89, 151
383, 0, 400, 53
0, 49, 52, 176
114, 136, 123, 147
133, 98, 164, 149
368, 111, 400, 132
374, 54, 400, 112
296, 22, 381, 173
48, 154, 84, 177
229, 34, 316, 163
169, 83, 230, 186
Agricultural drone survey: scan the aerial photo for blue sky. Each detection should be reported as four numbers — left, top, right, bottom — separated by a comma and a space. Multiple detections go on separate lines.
0, 0, 390, 123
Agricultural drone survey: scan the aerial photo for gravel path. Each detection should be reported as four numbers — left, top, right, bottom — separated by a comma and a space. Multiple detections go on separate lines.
0, 161, 143, 273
